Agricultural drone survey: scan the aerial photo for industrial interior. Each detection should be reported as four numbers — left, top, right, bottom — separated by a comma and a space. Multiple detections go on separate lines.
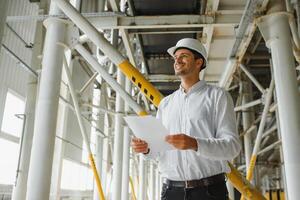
0, 0, 300, 199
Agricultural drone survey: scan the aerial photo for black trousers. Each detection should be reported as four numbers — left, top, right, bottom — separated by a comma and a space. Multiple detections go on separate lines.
161, 181, 229, 200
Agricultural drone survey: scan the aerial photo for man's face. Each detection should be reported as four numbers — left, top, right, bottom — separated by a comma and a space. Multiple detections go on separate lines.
173, 49, 202, 77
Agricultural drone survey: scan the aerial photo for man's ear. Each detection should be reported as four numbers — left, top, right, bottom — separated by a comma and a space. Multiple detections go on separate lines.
196, 58, 203, 71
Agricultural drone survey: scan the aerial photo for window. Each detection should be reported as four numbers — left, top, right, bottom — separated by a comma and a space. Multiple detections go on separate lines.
0, 90, 25, 184
60, 159, 93, 190
0, 138, 19, 184
1, 91, 25, 137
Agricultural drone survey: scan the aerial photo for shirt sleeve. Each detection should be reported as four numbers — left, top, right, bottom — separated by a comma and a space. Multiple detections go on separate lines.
195, 90, 241, 160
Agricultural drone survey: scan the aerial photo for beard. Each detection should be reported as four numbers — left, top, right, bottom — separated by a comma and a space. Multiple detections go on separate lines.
174, 64, 194, 76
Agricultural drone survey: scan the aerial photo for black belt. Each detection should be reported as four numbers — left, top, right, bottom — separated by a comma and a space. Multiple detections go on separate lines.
163, 173, 225, 189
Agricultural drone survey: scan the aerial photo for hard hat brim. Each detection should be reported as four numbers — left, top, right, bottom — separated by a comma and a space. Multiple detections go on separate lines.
167, 46, 207, 69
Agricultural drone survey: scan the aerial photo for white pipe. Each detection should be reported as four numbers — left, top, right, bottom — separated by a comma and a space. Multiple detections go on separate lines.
155, 165, 160, 200
252, 79, 275, 156
102, 113, 111, 196
74, 44, 145, 115
258, 12, 300, 200
257, 140, 282, 155
62, 56, 92, 153
79, 72, 98, 95
285, 0, 300, 50
26, 4, 66, 200
138, 155, 146, 200
121, 126, 130, 200
54, 0, 125, 65
241, 80, 256, 174
93, 79, 106, 200
234, 98, 262, 112
63, 55, 106, 199
261, 125, 277, 139
240, 64, 265, 93
269, 103, 278, 112
121, 79, 132, 200
149, 162, 156, 200
240, 125, 256, 138
111, 28, 126, 200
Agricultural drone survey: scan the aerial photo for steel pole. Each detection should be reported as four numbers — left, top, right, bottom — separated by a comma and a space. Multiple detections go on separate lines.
121, 79, 132, 200
155, 166, 160, 200
241, 78, 256, 181
62, 56, 105, 199
111, 28, 126, 200
138, 155, 146, 200
93, 78, 106, 200
25, 3, 66, 200
240, 64, 265, 94
258, 12, 300, 200
245, 79, 275, 182
149, 162, 156, 200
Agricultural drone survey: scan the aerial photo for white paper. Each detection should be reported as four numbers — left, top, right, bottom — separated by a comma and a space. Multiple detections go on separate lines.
124, 115, 173, 153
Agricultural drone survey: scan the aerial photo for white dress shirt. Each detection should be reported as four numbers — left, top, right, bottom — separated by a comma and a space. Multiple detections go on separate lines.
147, 80, 241, 181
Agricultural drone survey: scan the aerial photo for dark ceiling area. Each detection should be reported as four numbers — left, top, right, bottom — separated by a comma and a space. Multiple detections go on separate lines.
131, 0, 201, 15
130, 0, 202, 95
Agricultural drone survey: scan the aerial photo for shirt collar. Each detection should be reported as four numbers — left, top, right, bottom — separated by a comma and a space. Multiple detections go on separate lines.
179, 80, 206, 94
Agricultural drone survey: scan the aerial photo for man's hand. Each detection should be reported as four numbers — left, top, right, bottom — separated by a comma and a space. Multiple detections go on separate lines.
131, 137, 150, 154
165, 134, 198, 151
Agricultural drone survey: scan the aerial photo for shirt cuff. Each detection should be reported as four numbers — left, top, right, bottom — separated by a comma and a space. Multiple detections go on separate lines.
195, 137, 210, 157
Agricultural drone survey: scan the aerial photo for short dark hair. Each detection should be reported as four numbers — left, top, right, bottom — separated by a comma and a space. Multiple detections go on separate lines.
174, 47, 206, 69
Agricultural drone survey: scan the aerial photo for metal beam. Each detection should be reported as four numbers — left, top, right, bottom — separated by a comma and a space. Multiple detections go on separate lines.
88, 14, 240, 29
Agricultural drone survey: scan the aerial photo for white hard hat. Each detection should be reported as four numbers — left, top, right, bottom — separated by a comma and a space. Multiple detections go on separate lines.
167, 38, 208, 68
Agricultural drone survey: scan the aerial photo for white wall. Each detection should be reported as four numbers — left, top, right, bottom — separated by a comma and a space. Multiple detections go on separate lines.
0, 0, 38, 131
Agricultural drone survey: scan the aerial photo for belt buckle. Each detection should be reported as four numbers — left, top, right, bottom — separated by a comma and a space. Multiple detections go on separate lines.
185, 181, 193, 189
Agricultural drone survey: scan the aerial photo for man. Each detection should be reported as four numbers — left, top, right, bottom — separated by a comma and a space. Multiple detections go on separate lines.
132, 38, 241, 200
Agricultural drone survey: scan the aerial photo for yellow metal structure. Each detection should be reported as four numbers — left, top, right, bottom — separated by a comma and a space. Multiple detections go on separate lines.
264, 190, 285, 200
119, 60, 163, 107
89, 154, 106, 200
246, 155, 257, 180
227, 163, 266, 200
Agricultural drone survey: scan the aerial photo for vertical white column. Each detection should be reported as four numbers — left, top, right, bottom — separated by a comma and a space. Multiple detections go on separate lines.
258, 12, 300, 200
25, 3, 66, 200
148, 162, 155, 200
270, 60, 288, 200
93, 79, 106, 200
93, 1, 106, 198
11, 9, 44, 200
102, 110, 112, 196
155, 167, 160, 200
111, 29, 125, 200
138, 155, 147, 200
242, 80, 254, 168
121, 79, 132, 200
49, 57, 73, 200
241, 78, 256, 184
